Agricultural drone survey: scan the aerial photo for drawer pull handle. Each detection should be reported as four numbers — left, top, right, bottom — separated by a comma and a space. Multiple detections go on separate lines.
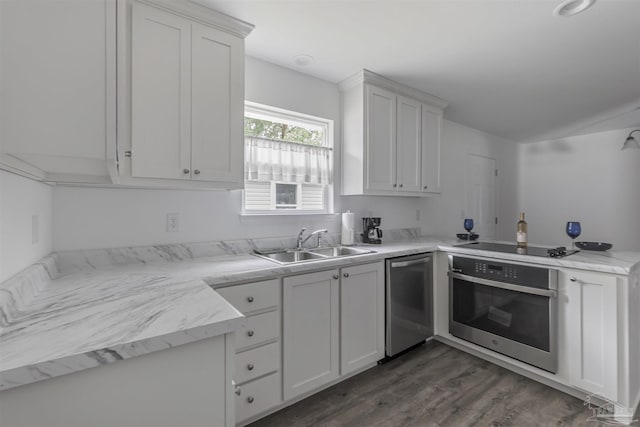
570, 277, 577, 282
332, 274, 339, 280
343, 273, 350, 278
235, 387, 241, 396
247, 330, 254, 337
247, 364, 254, 371
247, 396, 254, 404
247, 296, 254, 303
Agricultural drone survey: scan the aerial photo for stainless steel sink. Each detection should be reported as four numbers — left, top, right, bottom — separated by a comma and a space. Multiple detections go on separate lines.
309, 246, 373, 257
254, 250, 327, 264
254, 246, 375, 264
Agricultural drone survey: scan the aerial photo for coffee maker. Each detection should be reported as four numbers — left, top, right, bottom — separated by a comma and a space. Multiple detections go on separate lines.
362, 217, 383, 244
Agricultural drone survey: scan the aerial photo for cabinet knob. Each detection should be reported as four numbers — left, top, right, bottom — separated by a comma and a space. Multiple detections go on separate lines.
423, 185, 428, 189
194, 169, 200, 175
332, 274, 339, 280
570, 277, 577, 282
183, 169, 190, 174
247, 330, 254, 337
399, 184, 403, 188
247, 364, 254, 371
247, 296, 254, 303
343, 273, 350, 278
393, 184, 397, 188
247, 396, 254, 404
235, 387, 241, 396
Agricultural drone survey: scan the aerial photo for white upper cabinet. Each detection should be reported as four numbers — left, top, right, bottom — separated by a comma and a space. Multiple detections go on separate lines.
122, 0, 251, 188
340, 69, 447, 197
131, 3, 191, 180
190, 23, 244, 183
365, 85, 396, 192
0, 0, 116, 183
421, 107, 442, 193
0, 0, 251, 188
396, 96, 422, 193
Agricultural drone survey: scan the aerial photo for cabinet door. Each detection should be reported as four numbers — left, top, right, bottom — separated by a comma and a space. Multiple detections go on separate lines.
191, 22, 244, 184
365, 85, 396, 192
421, 107, 442, 193
340, 262, 385, 375
0, 0, 114, 178
563, 270, 618, 400
283, 270, 339, 400
396, 96, 422, 192
131, 2, 191, 180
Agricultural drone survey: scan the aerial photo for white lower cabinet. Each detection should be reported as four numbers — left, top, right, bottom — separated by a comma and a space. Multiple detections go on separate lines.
282, 261, 385, 400
340, 262, 385, 375
219, 262, 386, 424
282, 269, 340, 401
559, 269, 618, 400
235, 372, 281, 422
216, 279, 281, 425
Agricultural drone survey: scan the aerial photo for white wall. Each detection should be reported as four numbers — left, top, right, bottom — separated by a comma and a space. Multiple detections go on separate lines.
518, 128, 640, 250
0, 170, 53, 281
423, 120, 519, 241
53, 57, 431, 251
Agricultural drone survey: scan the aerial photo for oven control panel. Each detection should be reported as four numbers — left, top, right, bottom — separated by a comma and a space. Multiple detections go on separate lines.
451, 256, 551, 289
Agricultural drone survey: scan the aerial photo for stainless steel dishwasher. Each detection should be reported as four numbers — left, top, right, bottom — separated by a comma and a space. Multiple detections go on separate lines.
385, 252, 434, 357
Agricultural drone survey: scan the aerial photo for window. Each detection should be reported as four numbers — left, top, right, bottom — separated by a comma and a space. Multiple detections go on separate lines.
243, 102, 333, 214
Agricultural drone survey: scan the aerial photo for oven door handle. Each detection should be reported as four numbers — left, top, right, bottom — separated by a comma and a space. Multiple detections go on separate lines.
448, 272, 557, 298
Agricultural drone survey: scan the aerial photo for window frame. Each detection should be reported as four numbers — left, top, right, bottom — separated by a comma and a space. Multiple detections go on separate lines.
241, 101, 334, 216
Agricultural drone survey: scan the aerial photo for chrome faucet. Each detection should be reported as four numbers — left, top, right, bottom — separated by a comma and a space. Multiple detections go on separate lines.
297, 228, 328, 249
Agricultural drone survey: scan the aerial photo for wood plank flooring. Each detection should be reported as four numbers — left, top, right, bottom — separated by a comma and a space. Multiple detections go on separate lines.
250, 341, 634, 427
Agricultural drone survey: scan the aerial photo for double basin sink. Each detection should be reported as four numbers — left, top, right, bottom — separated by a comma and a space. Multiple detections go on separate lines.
254, 246, 375, 264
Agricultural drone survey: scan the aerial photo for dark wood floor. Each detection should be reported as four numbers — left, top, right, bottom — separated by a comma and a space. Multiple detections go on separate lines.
250, 341, 633, 427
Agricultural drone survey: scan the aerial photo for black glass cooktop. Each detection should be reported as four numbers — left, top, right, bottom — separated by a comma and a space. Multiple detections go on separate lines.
457, 242, 578, 258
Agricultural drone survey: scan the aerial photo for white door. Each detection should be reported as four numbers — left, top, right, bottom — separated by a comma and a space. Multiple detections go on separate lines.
283, 270, 340, 400
131, 3, 191, 180
465, 154, 496, 239
340, 262, 385, 375
562, 270, 618, 400
191, 22, 243, 184
421, 107, 442, 193
396, 96, 422, 192
365, 85, 396, 192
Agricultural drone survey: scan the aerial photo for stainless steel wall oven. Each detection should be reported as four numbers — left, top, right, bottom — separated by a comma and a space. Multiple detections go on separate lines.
448, 255, 558, 373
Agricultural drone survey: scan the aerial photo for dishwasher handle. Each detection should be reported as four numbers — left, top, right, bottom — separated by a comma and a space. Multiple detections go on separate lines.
390, 256, 432, 268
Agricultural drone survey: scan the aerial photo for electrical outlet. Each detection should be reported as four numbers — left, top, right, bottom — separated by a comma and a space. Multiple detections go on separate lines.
167, 213, 180, 232
32, 215, 39, 244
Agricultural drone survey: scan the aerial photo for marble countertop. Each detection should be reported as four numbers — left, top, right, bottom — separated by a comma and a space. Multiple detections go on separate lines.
2, 232, 638, 391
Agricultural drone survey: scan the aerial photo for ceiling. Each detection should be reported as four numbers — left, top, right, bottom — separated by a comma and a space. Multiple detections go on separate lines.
199, 0, 640, 143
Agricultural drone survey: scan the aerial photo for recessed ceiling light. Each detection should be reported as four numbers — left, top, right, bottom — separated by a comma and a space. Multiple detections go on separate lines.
293, 54, 314, 67
553, 0, 597, 17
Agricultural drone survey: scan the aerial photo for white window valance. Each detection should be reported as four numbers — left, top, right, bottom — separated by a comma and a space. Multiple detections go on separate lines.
245, 136, 333, 185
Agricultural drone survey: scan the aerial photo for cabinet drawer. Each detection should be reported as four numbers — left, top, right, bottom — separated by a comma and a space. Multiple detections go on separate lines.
236, 372, 281, 423
236, 310, 279, 350
235, 342, 279, 384
217, 279, 280, 313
